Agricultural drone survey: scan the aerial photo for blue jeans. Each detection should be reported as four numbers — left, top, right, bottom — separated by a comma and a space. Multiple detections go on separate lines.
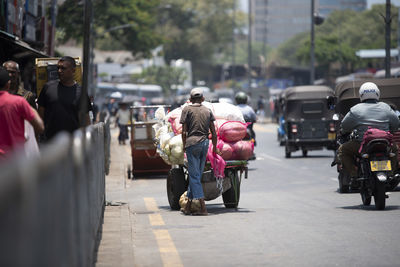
186, 139, 209, 200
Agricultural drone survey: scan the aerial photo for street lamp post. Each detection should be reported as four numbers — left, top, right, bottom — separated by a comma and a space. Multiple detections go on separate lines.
385, 0, 392, 78
310, 0, 315, 85
248, 0, 252, 93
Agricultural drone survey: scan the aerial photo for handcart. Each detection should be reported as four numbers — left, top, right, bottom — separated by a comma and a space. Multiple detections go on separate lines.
127, 105, 171, 178
167, 160, 248, 210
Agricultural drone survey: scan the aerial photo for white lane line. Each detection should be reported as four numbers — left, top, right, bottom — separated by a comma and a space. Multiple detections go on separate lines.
260, 153, 282, 162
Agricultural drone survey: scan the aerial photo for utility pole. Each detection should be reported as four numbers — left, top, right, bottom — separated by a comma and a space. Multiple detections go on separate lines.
248, 0, 252, 93
81, 0, 92, 125
310, 0, 315, 85
232, 0, 236, 81
398, 7, 400, 62
385, 0, 391, 78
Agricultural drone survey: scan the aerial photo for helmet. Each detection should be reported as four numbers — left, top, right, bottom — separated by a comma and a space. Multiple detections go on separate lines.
235, 91, 248, 104
359, 82, 380, 102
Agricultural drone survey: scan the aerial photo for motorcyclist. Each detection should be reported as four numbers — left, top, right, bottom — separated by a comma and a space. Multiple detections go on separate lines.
338, 82, 400, 179
235, 91, 257, 144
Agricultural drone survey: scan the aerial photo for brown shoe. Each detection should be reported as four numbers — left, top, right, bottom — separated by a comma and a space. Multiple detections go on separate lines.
181, 199, 192, 215
192, 199, 208, 216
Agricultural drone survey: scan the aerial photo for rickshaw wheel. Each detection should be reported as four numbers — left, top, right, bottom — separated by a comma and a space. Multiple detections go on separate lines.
167, 167, 187, 210
285, 145, 291, 158
222, 169, 240, 208
338, 171, 349, 193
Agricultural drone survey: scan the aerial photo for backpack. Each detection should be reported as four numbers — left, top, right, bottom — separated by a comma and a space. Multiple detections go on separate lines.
358, 127, 393, 153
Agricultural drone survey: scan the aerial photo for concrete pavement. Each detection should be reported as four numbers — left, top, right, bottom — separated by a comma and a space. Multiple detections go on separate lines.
95, 128, 134, 267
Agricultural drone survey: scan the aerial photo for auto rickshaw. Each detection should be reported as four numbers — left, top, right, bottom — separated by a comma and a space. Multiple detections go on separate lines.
330, 78, 400, 193
282, 85, 336, 158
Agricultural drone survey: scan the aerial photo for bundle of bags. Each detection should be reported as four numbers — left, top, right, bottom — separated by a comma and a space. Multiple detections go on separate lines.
153, 101, 255, 167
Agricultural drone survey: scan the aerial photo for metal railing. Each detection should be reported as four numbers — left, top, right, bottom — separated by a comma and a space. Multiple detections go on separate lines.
0, 121, 109, 266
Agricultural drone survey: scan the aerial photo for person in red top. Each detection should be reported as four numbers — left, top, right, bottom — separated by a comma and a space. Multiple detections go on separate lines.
0, 67, 44, 158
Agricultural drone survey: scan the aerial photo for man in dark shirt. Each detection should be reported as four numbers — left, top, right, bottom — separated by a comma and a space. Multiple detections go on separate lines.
37, 56, 92, 140
3, 60, 36, 109
180, 88, 219, 215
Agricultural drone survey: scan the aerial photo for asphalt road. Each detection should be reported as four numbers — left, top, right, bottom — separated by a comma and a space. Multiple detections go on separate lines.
124, 123, 400, 267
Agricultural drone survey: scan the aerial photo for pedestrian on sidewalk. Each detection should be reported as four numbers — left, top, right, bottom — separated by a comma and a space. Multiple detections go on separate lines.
0, 67, 44, 159
37, 56, 92, 141
180, 87, 219, 215
3, 60, 36, 109
115, 102, 131, 145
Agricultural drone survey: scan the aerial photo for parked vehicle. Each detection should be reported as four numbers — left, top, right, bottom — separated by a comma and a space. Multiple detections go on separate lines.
281, 85, 336, 158
330, 78, 400, 193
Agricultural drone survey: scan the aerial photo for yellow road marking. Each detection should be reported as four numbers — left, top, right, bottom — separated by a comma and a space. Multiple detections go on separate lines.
149, 213, 165, 226
153, 230, 184, 267
254, 124, 274, 133
144, 197, 159, 212
144, 198, 183, 267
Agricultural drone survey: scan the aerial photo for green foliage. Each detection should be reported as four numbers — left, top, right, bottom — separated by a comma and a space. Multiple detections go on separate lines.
131, 66, 187, 95
57, 0, 162, 57
157, 0, 246, 82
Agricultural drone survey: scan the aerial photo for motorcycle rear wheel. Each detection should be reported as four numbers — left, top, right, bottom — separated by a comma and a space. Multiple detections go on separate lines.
374, 181, 386, 210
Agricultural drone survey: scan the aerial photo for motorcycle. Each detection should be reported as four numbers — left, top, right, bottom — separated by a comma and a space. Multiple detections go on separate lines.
353, 130, 398, 210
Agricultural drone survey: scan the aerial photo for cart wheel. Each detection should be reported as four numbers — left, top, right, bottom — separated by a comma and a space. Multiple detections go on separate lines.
222, 169, 240, 209
167, 167, 187, 210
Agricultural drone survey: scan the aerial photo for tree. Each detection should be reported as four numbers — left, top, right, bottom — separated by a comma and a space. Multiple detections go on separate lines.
156, 0, 246, 84
57, 0, 162, 57
131, 65, 187, 96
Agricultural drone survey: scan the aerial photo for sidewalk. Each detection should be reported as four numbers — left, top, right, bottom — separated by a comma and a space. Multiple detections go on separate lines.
96, 128, 134, 267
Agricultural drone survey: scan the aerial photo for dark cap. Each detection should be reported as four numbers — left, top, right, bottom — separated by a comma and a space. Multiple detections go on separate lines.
0, 67, 10, 88
190, 87, 203, 98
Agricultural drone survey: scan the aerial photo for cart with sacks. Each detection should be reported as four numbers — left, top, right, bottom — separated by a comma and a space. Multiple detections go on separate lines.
152, 101, 253, 211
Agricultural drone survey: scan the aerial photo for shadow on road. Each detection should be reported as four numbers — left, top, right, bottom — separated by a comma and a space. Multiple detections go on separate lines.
338, 205, 400, 211
159, 204, 255, 215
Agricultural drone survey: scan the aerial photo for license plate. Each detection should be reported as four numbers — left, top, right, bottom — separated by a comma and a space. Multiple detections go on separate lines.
370, 160, 391, 171
328, 132, 336, 140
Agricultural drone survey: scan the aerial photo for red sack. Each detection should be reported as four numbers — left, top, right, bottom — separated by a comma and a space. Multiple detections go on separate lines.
359, 127, 393, 153
230, 140, 254, 160
218, 121, 248, 142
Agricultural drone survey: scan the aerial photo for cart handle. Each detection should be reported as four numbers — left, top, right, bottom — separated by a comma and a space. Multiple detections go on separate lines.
144, 149, 160, 159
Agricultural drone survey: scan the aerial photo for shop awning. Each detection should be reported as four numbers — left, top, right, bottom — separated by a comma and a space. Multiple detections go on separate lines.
0, 30, 49, 59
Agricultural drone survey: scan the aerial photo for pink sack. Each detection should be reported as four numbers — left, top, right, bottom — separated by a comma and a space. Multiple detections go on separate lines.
218, 121, 248, 142
207, 141, 226, 178
230, 140, 254, 160
208, 119, 228, 139
217, 140, 234, 160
